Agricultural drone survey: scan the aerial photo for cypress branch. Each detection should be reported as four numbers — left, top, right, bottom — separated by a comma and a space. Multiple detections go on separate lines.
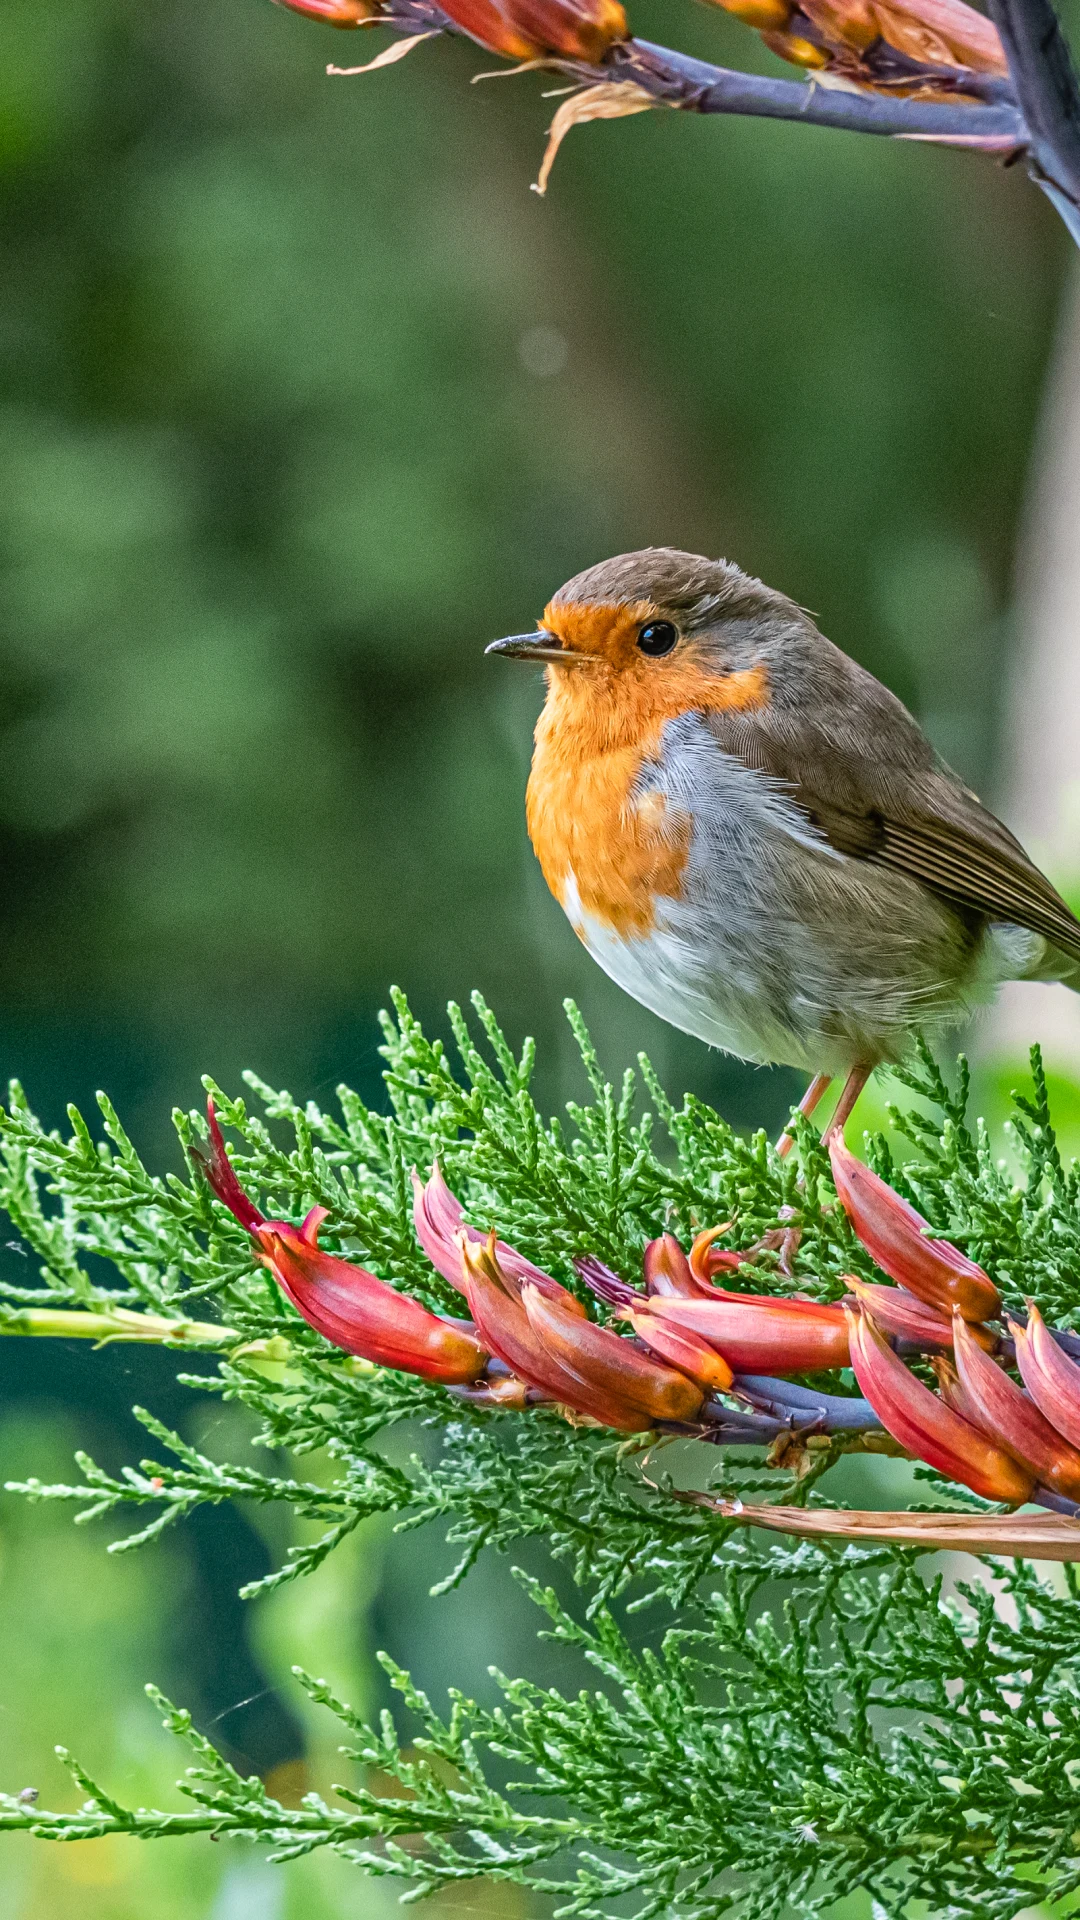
2, 995, 1080, 1912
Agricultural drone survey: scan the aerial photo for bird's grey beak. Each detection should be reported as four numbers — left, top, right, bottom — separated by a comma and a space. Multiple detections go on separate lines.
485, 631, 572, 665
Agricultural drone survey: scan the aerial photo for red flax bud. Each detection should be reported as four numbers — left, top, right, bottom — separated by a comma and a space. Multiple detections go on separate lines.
829, 1134, 1001, 1324
258, 1217, 488, 1381
622, 1305, 734, 1392
688, 1224, 744, 1288
846, 1307, 1034, 1503
196, 1103, 487, 1383
273, 0, 380, 22
461, 1236, 687, 1429
520, 1283, 705, 1424
1011, 1303, 1080, 1453
844, 1276, 996, 1351
435, 0, 628, 61
951, 1311, 1080, 1501
643, 1232, 707, 1298
639, 1291, 849, 1374
707, 0, 793, 25
411, 1164, 585, 1312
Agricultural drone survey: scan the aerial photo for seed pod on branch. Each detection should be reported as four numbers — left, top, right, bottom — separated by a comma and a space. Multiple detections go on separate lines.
436, 0, 628, 60
704, 0, 1008, 98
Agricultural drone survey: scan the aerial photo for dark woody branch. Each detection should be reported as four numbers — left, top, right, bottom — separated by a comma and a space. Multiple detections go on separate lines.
989, 0, 1080, 236
286, 0, 1080, 239
612, 39, 1027, 140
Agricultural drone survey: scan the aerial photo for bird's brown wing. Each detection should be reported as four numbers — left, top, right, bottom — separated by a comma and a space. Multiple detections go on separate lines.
706, 695, 1080, 967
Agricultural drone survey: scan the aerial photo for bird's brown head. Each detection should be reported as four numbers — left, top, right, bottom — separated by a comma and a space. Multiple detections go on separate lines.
487, 548, 803, 751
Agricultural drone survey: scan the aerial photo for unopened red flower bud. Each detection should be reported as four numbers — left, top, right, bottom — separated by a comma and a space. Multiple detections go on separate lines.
829, 1133, 1001, 1324
846, 1307, 1033, 1504
706, 0, 792, 25
952, 1311, 1080, 1502
461, 1236, 656, 1429
435, 0, 628, 62
688, 1224, 743, 1288
641, 1291, 849, 1375
195, 1103, 487, 1383
520, 1282, 705, 1425
411, 1164, 584, 1312
622, 1305, 734, 1392
260, 1217, 488, 1381
643, 1233, 704, 1298
1011, 1302, 1080, 1454
273, 0, 379, 23
844, 1276, 996, 1351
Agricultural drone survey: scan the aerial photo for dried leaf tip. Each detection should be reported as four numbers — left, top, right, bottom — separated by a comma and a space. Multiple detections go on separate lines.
533, 83, 654, 196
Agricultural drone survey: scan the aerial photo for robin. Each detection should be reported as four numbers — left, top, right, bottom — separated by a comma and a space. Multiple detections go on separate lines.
487, 547, 1080, 1146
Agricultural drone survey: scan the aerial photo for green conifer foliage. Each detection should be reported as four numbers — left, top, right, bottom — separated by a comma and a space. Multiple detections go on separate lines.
2, 995, 1080, 1916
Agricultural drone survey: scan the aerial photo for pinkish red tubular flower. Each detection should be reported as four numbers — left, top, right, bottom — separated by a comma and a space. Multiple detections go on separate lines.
640, 1291, 850, 1375
435, 0, 628, 61
273, 0, 379, 22
411, 1164, 584, 1313
844, 1276, 996, 1351
951, 1311, 1080, 1501
196, 1104, 487, 1384
1011, 1302, 1080, 1453
622, 1305, 734, 1392
829, 1134, 1001, 1324
520, 1283, 706, 1425
643, 1233, 708, 1298
461, 1236, 661, 1429
846, 1307, 1034, 1503
259, 1222, 488, 1380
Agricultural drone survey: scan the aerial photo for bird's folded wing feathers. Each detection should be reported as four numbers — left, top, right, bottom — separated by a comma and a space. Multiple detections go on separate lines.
706, 705, 1080, 966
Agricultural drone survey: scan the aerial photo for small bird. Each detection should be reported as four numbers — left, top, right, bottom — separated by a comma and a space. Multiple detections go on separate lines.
487, 548, 1080, 1141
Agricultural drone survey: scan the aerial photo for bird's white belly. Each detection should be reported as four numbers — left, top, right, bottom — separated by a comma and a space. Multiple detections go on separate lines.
564, 874, 779, 1062
557, 713, 985, 1075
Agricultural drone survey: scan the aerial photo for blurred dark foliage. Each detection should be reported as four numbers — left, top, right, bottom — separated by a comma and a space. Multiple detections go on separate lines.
0, 0, 1068, 1126
0, 0, 1071, 1808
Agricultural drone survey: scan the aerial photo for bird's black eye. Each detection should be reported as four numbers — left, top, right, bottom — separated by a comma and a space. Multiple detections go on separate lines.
636, 621, 678, 658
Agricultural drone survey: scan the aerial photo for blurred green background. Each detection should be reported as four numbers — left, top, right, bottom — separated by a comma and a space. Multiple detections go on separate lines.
0, 0, 1077, 1910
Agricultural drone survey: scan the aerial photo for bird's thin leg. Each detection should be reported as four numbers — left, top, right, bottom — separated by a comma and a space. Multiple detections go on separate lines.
775, 1072, 833, 1160
823, 1063, 873, 1141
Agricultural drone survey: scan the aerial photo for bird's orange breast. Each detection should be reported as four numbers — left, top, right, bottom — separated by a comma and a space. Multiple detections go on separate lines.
527, 733, 690, 938
525, 604, 769, 938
